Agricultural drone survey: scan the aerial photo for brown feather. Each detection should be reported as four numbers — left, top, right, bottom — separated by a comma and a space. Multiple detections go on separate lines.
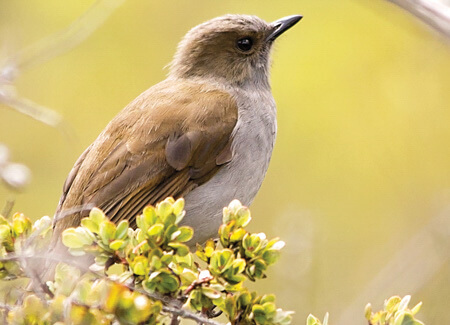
54, 79, 237, 234
57, 144, 92, 210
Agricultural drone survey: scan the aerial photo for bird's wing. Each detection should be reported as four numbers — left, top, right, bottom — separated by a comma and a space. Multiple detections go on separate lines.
56, 143, 92, 211
56, 79, 237, 229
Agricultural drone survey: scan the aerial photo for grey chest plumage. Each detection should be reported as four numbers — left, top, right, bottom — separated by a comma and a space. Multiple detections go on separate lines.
182, 86, 277, 244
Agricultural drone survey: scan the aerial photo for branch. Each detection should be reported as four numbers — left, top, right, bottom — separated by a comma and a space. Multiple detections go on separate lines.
387, 0, 450, 38
0, 303, 12, 311
1, 199, 15, 217
0, 0, 125, 128
6, 0, 126, 72
0, 253, 225, 325
163, 305, 223, 325
0, 91, 63, 129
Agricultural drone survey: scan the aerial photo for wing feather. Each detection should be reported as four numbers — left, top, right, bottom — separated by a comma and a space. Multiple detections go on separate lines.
54, 79, 237, 233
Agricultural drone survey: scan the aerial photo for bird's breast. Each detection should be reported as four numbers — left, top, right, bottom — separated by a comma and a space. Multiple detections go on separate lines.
181, 87, 277, 243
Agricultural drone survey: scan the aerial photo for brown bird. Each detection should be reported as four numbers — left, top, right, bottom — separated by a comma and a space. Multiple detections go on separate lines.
53, 14, 302, 245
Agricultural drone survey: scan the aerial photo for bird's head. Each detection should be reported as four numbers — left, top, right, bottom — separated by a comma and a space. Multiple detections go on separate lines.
169, 14, 302, 87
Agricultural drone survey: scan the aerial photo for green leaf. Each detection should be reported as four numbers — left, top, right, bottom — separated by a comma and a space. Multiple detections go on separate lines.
307, 314, 321, 325
398, 295, 411, 311
161, 253, 174, 265
163, 213, 176, 228
132, 256, 148, 276
267, 238, 285, 251
262, 301, 277, 317
262, 249, 281, 265
202, 287, 222, 299
228, 200, 243, 214
81, 218, 99, 233
365, 303, 372, 320
4, 261, 20, 275
150, 255, 163, 270
226, 273, 246, 284
99, 221, 116, 245
143, 205, 157, 226
236, 207, 251, 227
115, 220, 129, 239
243, 233, 264, 257
238, 291, 252, 307
157, 201, 173, 221
136, 214, 146, 231
230, 228, 246, 242
411, 302, 422, 315
0, 225, 12, 248
22, 295, 45, 319
209, 249, 234, 275
136, 228, 146, 242
68, 247, 86, 256
62, 228, 86, 249
168, 242, 189, 256
54, 263, 80, 296
175, 211, 186, 225
260, 294, 276, 304
76, 227, 95, 244
145, 270, 180, 294
180, 269, 197, 286
170, 230, 181, 241
109, 239, 125, 251
385, 296, 402, 313
173, 198, 185, 217
252, 304, 267, 324
186, 290, 202, 311
164, 224, 178, 242
12, 213, 32, 236
147, 223, 165, 237
0, 215, 8, 225
89, 207, 106, 224
223, 295, 236, 318
394, 311, 424, 325
232, 258, 246, 274
175, 226, 193, 242
95, 254, 109, 266
222, 207, 232, 224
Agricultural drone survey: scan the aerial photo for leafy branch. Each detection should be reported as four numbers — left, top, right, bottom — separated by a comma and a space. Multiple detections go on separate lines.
0, 197, 428, 325
0, 198, 290, 324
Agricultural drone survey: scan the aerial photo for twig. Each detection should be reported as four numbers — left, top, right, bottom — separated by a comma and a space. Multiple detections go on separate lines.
0, 92, 63, 129
52, 203, 96, 225
163, 305, 223, 325
0, 0, 125, 129
0, 302, 12, 311
6, 0, 126, 72
1, 199, 14, 218
387, 0, 450, 38
18, 254, 50, 302
0, 253, 225, 325
170, 314, 181, 325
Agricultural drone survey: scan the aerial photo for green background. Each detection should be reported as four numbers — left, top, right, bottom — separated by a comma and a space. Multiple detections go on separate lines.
1, 0, 449, 323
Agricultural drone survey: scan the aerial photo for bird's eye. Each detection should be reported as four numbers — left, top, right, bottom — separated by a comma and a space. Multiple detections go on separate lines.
236, 37, 253, 52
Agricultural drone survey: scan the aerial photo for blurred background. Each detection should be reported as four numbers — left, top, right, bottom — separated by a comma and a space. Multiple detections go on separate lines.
1, 0, 449, 323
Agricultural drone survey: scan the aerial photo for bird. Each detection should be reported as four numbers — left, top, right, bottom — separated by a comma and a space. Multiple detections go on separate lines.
53, 14, 302, 245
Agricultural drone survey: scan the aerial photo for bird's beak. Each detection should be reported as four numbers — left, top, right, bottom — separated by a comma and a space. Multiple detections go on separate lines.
267, 15, 303, 42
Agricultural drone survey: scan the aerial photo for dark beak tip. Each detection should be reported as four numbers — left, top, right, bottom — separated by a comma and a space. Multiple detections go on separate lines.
278, 14, 303, 27
290, 14, 303, 23
268, 14, 303, 41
